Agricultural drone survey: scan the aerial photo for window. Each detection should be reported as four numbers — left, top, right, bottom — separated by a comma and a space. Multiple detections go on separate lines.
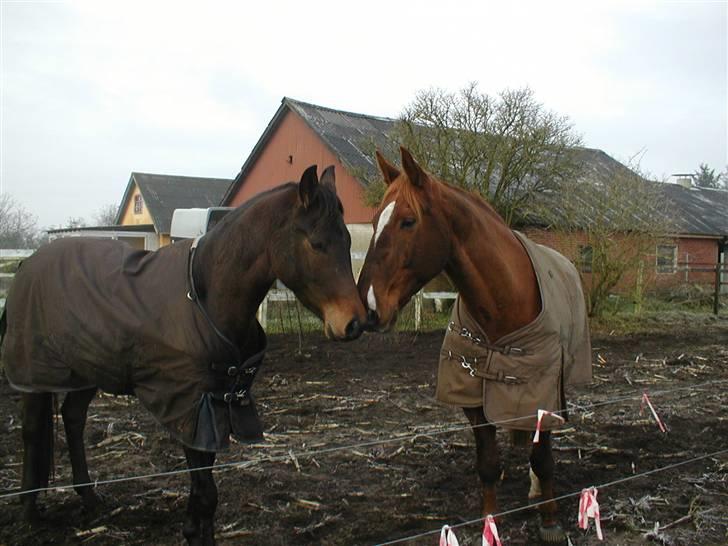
656, 244, 677, 274
578, 245, 593, 273
133, 194, 143, 214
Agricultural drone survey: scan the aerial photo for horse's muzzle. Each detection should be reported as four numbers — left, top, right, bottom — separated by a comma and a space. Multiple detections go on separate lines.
344, 318, 363, 340
362, 309, 380, 332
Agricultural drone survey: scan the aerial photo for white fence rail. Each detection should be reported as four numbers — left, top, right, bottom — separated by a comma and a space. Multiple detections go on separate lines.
256, 288, 458, 331
0, 249, 34, 259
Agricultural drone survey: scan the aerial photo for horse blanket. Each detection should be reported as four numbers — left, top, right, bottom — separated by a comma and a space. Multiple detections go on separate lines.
437, 231, 592, 430
1, 237, 266, 452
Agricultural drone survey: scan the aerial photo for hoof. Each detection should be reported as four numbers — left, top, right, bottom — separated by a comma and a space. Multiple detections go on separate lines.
539, 523, 566, 544
80, 488, 105, 512
528, 495, 542, 507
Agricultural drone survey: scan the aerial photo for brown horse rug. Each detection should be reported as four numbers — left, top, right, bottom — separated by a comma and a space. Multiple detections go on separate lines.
1, 237, 266, 452
437, 231, 592, 431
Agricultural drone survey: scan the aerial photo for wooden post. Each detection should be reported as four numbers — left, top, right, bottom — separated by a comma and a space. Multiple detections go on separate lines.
414, 291, 423, 331
257, 295, 268, 329
714, 263, 720, 315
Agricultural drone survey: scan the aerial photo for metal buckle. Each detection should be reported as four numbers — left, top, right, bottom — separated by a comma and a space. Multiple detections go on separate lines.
227, 366, 238, 376
223, 390, 248, 404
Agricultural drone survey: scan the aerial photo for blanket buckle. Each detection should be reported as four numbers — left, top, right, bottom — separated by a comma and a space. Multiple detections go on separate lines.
448, 350, 477, 377
223, 389, 249, 404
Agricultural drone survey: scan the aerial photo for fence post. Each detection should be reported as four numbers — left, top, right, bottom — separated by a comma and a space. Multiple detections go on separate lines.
414, 291, 423, 331
257, 295, 268, 329
714, 264, 721, 315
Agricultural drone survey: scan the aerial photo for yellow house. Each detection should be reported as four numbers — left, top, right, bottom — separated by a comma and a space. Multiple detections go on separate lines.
115, 173, 232, 248
50, 173, 232, 250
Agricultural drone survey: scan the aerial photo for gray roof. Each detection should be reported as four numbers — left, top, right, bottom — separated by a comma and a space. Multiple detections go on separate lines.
48, 224, 154, 235
116, 173, 232, 234
286, 98, 397, 182
222, 97, 397, 203
660, 183, 728, 237
225, 97, 728, 239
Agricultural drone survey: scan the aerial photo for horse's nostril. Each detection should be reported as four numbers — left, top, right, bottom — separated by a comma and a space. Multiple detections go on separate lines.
345, 318, 361, 340
367, 309, 379, 326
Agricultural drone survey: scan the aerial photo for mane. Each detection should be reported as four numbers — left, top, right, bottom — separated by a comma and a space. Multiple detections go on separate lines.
441, 179, 504, 221
208, 180, 342, 239
382, 175, 424, 220
309, 183, 344, 223
382, 172, 502, 224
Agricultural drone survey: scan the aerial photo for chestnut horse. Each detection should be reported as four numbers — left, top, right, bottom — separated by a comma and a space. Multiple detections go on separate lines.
2, 165, 366, 545
358, 148, 591, 543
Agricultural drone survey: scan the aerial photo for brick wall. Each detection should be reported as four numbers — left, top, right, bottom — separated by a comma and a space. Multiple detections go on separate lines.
521, 227, 720, 294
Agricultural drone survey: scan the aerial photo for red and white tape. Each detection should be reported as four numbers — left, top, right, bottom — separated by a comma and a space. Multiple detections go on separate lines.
533, 409, 566, 443
439, 525, 460, 546
640, 392, 667, 433
578, 487, 603, 540
482, 515, 502, 546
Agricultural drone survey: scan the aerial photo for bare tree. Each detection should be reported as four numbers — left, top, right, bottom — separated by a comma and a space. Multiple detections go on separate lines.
64, 217, 87, 229
92, 204, 118, 226
363, 84, 583, 224
536, 159, 675, 318
0, 193, 40, 248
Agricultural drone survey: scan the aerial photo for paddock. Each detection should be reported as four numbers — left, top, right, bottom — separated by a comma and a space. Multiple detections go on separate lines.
0, 315, 726, 545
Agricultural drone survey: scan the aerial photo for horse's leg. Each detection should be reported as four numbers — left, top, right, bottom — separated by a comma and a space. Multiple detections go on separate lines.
463, 406, 500, 517
530, 431, 565, 543
20, 392, 53, 525
182, 446, 217, 546
61, 388, 101, 510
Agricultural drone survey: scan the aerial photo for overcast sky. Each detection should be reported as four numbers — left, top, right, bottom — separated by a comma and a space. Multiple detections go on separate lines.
1, 0, 726, 229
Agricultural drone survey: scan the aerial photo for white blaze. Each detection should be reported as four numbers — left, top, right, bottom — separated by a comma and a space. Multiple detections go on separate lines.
373, 200, 396, 246
367, 285, 377, 311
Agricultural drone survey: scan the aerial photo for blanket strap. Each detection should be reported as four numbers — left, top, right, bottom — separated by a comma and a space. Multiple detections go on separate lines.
209, 350, 265, 406
440, 350, 525, 384
186, 237, 241, 362
186, 237, 265, 406
447, 322, 527, 356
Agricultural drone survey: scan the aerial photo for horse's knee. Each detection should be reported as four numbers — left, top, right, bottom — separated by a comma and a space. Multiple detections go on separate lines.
187, 476, 218, 516
22, 394, 52, 439
197, 479, 218, 517
475, 449, 501, 485
61, 389, 95, 427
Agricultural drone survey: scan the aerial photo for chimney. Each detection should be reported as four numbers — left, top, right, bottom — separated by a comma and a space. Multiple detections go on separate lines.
671, 174, 694, 189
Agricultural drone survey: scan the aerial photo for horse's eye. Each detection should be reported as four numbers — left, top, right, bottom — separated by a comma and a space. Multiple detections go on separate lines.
400, 218, 416, 229
310, 240, 326, 252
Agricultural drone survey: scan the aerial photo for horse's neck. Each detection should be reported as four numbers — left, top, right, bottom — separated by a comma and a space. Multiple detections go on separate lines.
194, 202, 279, 346
443, 188, 541, 341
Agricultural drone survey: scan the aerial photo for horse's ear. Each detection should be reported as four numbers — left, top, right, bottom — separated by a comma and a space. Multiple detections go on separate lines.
400, 146, 428, 188
320, 165, 336, 194
375, 150, 401, 185
299, 165, 319, 208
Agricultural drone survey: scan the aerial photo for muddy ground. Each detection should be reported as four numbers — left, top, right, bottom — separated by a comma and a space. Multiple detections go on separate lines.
0, 315, 727, 546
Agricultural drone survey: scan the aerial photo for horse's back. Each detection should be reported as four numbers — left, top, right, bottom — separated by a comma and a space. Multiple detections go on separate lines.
1, 237, 183, 394
514, 232, 592, 386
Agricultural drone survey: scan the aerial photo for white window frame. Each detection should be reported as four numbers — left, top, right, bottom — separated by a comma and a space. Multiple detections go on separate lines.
133, 194, 143, 215
655, 244, 677, 274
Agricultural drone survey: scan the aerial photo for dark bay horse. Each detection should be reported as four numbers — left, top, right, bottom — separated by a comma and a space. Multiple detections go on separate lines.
1, 165, 366, 545
357, 148, 592, 543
